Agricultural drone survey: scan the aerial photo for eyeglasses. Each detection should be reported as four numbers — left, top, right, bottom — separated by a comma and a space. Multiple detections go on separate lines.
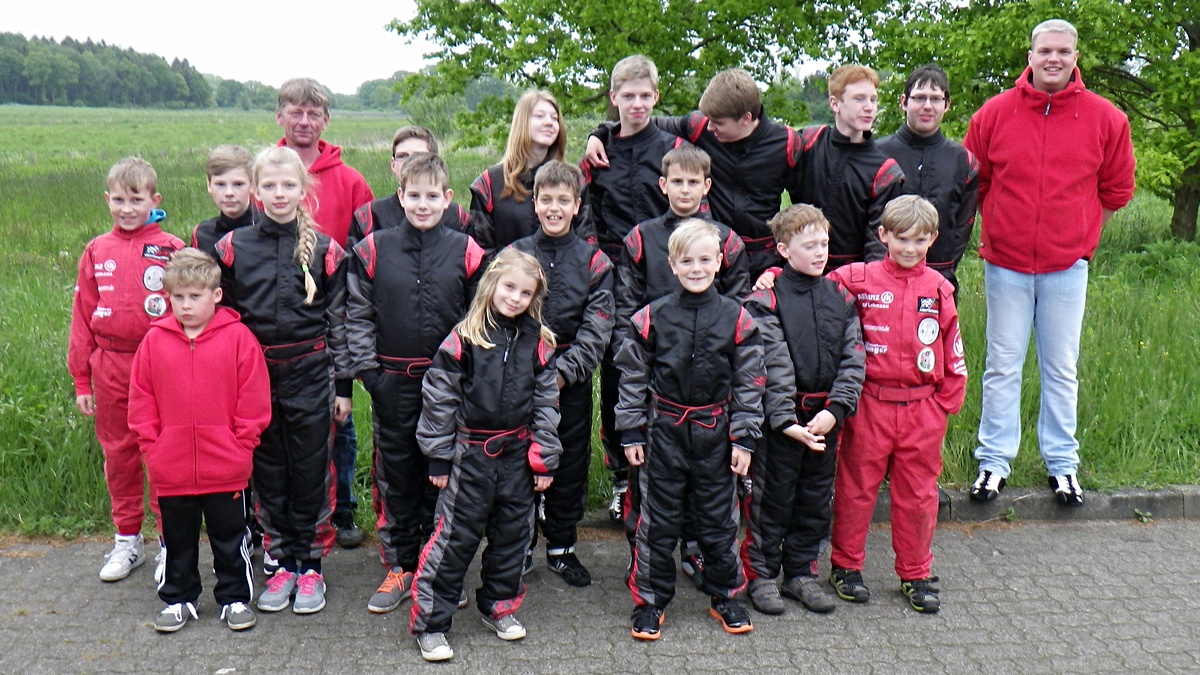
908, 95, 946, 106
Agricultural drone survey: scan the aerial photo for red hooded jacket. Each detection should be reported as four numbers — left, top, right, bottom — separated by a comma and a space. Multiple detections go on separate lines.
963, 67, 1135, 274
277, 138, 374, 247
128, 306, 272, 497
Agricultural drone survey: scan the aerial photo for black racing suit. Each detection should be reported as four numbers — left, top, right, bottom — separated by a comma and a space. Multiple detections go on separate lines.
615, 285, 764, 608
593, 108, 804, 277
215, 217, 350, 569
346, 222, 486, 571
346, 193, 472, 250
740, 266, 864, 582
609, 209, 749, 491
192, 206, 260, 260
581, 121, 686, 491
793, 125, 907, 271
511, 230, 614, 550
410, 315, 561, 634
469, 161, 594, 253
877, 125, 980, 294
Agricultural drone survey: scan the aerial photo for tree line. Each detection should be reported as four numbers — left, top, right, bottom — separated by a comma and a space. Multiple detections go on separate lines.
0, 33, 211, 108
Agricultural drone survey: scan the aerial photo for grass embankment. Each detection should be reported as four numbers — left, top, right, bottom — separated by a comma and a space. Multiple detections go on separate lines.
0, 105, 1197, 536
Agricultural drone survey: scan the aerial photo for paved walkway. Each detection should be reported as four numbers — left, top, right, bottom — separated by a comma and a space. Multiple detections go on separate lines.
3, 517, 1198, 673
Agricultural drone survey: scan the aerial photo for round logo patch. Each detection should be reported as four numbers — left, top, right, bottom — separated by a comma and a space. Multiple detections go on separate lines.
880, 291, 895, 304
953, 330, 964, 358
103, 259, 117, 273
918, 317, 939, 345
917, 347, 936, 373
144, 294, 167, 317
143, 266, 164, 292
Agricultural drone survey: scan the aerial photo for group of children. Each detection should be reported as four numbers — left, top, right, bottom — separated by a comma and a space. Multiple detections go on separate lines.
68, 54, 966, 661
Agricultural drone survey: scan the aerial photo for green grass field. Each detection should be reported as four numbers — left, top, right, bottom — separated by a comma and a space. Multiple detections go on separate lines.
1, 104, 1198, 536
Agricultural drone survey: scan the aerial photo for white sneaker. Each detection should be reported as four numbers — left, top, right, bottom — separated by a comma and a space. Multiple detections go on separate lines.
153, 542, 166, 585
482, 614, 527, 640
99, 533, 145, 582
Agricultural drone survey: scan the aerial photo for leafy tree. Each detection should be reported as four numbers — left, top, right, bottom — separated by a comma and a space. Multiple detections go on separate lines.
866, 0, 1200, 241
215, 79, 245, 108
387, 0, 882, 144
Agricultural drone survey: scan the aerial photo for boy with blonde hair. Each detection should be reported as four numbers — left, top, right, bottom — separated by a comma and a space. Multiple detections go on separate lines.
826, 195, 966, 613
69, 157, 183, 582
129, 248, 271, 632
615, 219, 764, 639
741, 204, 864, 615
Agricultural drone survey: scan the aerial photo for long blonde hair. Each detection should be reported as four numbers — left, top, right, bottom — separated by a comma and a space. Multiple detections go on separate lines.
501, 90, 567, 202
457, 248, 555, 349
252, 146, 321, 305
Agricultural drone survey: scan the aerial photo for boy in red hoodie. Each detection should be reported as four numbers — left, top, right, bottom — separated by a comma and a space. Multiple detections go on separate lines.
129, 248, 272, 633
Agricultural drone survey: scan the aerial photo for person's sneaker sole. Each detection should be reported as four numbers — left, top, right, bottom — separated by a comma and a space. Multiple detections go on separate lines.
747, 580, 785, 615
780, 577, 837, 614
481, 616, 526, 640
631, 612, 665, 641
829, 570, 871, 603
708, 607, 753, 634
417, 633, 454, 662
221, 604, 257, 631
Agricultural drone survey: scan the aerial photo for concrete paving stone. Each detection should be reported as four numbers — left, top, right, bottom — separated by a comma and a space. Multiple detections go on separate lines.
6, 519, 1200, 671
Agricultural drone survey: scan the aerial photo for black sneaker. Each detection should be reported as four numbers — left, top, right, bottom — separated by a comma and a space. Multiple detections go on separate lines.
1049, 474, 1084, 506
631, 605, 664, 641
708, 597, 753, 634
546, 551, 592, 587
900, 577, 941, 613
332, 512, 364, 549
829, 568, 870, 603
969, 470, 1006, 502
521, 549, 534, 576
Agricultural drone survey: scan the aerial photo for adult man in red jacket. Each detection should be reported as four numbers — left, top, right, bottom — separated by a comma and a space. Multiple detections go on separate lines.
275, 78, 374, 549
963, 19, 1135, 506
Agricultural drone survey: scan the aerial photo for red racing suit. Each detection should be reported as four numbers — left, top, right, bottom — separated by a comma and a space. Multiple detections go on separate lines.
826, 257, 966, 581
68, 219, 182, 535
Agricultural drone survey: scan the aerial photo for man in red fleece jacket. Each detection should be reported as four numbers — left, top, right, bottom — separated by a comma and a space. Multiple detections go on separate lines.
963, 19, 1135, 507
276, 78, 374, 548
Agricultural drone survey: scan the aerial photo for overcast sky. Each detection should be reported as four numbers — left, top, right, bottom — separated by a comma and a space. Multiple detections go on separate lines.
5, 0, 434, 94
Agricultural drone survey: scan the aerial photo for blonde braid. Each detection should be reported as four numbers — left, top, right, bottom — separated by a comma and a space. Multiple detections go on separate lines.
294, 205, 319, 305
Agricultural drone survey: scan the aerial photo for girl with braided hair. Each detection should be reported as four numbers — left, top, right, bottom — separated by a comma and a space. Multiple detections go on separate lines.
214, 146, 352, 615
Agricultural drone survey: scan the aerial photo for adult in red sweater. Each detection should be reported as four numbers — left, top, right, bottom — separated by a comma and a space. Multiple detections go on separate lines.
962, 19, 1135, 506
129, 249, 271, 633
276, 78, 374, 548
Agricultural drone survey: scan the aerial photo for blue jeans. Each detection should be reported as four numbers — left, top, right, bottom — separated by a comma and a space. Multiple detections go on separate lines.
333, 416, 359, 514
975, 260, 1088, 477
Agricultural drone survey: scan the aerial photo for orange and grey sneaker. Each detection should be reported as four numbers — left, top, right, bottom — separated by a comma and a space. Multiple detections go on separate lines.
367, 567, 413, 614
709, 597, 753, 634
631, 605, 665, 640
